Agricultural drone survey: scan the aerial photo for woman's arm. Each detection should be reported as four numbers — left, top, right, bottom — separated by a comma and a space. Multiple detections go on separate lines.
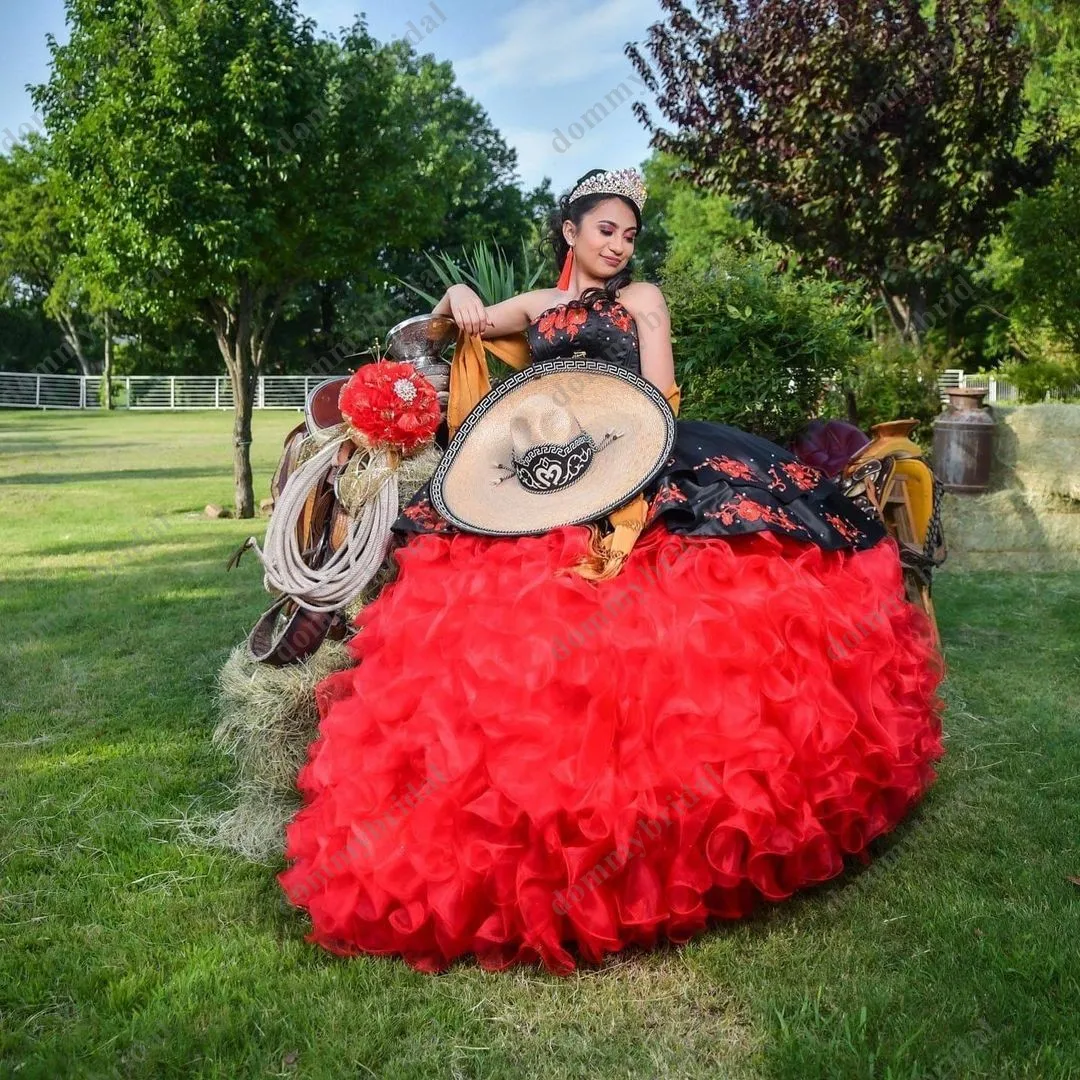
432, 283, 490, 335
478, 291, 550, 339
621, 283, 676, 394
433, 284, 549, 338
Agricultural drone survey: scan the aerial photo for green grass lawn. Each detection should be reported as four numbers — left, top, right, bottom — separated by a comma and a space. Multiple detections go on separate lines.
2, 408, 1079, 1080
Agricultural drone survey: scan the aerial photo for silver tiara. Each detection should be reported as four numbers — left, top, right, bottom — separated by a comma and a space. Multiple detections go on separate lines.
567, 168, 647, 213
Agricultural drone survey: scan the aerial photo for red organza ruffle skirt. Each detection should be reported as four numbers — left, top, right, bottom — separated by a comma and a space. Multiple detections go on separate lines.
278, 522, 945, 974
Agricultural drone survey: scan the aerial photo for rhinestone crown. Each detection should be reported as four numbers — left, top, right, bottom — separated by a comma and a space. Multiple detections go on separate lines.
567, 168, 647, 213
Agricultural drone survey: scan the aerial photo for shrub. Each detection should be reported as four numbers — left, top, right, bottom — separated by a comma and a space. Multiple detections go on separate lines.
822, 337, 945, 445
996, 355, 1080, 403
660, 247, 866, 443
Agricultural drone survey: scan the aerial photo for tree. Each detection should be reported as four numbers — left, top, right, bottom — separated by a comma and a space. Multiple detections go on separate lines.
638, 150, 763, 278
627, 0, 1064, 344
995, 150, 1080, 358
273, 93, 555, 374
34, 0, 505, 516
0, 134, 95, 374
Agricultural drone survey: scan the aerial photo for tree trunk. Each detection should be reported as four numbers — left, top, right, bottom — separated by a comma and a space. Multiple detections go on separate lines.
319, 281, 336, 339
229, 360, 256, 518
878, 282, 929, 347
206, 282, 285, 519
57, 312, 94, 375
102, 310, 113, 410
846, 387, 859, 427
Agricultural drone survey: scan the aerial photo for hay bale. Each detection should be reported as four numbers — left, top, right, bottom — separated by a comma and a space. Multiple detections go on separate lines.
185, 442, 442, 862
177, 638, 353, 862
941, 404, 1080, 571
988, 404, 1080, 500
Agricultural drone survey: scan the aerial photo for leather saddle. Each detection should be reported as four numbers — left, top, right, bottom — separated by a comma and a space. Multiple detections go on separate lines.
835, 419, 947, 646
227, 379, 356, 666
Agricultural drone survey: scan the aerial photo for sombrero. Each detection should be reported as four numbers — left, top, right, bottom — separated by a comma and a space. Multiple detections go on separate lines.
430, 358, 676, 536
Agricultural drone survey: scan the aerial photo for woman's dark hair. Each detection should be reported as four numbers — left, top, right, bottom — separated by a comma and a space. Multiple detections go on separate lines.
540, 168, 642, 308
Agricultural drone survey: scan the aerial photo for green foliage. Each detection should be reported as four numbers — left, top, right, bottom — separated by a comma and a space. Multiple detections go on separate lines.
997, 353, 1080, 403
0, 133, 97, 370
400, 239, 547, 307
31, 0, 545, 345
0, 300, 67, 372
660, 246, 867, 443
0, 134, 65, 303
637, 151, 760, 279
628, 0, 1065, 341
994, 150, 1080, 359
1010, 0, 1080, 130
822, 337, 945, 443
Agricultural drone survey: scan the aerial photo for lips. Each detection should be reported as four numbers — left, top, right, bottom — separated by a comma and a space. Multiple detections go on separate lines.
601, 256, 621, 267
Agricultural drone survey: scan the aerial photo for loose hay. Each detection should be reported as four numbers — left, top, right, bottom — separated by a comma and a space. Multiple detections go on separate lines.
178, 637, 353, 862
184, 442, 442, 862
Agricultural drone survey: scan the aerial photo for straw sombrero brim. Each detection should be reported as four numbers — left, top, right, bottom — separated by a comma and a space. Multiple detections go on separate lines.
430, 359, 676, 536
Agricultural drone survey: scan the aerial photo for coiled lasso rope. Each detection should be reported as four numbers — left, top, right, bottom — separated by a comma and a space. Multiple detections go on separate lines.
236, 433, 399, 613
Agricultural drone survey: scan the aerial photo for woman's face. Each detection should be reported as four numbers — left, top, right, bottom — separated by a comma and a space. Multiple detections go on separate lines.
564, 197, 638, 282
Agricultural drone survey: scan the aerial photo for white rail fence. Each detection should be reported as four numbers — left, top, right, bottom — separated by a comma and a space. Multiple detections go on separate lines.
0, 373, 337, 411
1, 368, 1078, 411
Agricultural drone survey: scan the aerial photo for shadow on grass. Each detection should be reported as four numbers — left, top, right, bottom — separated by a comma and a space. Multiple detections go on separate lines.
0, 467, 231, 486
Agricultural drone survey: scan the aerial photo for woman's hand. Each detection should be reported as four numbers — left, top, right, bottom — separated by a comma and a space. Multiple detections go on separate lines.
445, 283, 493, 336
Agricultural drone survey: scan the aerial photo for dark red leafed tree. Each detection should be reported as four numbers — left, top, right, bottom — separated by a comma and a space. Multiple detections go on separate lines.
626, 0, 1064, 342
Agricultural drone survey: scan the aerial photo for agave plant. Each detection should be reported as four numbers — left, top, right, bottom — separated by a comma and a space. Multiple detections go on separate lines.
398, 239, 547, 307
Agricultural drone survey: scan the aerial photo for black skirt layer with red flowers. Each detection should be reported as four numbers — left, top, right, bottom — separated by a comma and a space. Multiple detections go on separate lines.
392, 418, 886, 551
642, 420, 886, 550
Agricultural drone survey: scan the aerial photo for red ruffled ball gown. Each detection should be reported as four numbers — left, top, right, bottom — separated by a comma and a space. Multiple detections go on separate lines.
278, 296, 946, 974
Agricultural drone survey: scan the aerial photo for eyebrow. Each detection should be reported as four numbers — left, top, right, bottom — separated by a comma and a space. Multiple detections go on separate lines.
598, 220, 638, 232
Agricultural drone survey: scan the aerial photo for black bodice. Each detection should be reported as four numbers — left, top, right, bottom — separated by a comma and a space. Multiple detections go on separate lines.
526, 297, 641, 373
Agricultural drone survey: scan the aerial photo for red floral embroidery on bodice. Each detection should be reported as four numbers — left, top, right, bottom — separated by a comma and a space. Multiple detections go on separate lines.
526, 297, 640, 371
535, 304, 589, 342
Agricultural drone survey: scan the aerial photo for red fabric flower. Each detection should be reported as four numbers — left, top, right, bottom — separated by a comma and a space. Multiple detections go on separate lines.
338, 361, 441, 456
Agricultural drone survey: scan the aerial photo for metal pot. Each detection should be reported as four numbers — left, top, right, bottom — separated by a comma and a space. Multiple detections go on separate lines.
932, 386, 995, 493
384, 313, 458, 419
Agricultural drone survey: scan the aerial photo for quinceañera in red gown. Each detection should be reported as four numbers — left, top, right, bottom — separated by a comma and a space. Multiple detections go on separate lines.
278, 170, 946, 975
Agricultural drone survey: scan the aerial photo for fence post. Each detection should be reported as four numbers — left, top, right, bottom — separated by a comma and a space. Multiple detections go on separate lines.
988, 377, 997, 404
258, 377, 265, 409
79, 377, 86, 409
125, 376, 131, 408
35, 374, 41, 408
214, 378, 220, 409
170, 376, 176, 409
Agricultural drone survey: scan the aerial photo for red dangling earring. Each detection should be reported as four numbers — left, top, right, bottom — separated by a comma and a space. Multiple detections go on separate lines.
556, 246, 574, 291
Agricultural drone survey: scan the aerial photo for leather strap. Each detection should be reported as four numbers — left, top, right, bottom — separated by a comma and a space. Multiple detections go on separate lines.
247, 594, 348, 666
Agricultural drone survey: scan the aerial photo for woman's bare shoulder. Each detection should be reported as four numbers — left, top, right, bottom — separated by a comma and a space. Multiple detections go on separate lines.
615, 281, 666, 310
521, 288, 571, 319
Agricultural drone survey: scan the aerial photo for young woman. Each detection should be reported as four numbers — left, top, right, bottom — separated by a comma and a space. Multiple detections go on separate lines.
277, 167, 946, 975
